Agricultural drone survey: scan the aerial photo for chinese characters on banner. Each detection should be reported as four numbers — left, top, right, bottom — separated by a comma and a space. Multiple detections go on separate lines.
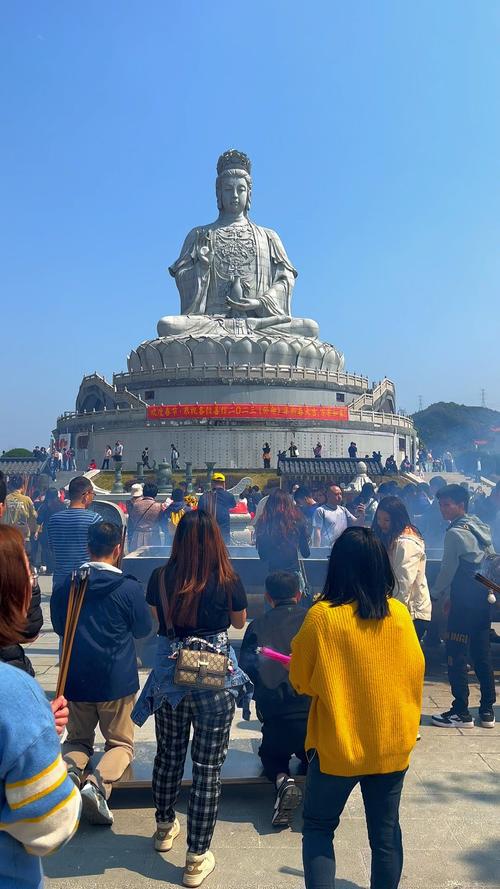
147, 403, 350, 422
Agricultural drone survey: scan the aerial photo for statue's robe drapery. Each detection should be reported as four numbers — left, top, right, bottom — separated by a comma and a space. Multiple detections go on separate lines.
169, 222, 297, 319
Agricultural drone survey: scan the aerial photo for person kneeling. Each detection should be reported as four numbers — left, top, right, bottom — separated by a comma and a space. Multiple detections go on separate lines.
240, 571, 310, 826
51, 522, 152, 826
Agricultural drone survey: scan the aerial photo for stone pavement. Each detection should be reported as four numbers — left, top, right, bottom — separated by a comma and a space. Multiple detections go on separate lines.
32, 578, 500, 889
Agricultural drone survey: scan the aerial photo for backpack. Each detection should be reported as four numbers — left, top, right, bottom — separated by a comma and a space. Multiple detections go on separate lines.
4, 495, 31, 537
454, 517, 500, 604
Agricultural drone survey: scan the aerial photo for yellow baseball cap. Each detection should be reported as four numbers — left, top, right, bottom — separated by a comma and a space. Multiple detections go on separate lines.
212, 472, 225, 482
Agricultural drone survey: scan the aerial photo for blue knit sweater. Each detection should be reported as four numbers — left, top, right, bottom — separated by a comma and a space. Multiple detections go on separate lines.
0, 662, 80, 888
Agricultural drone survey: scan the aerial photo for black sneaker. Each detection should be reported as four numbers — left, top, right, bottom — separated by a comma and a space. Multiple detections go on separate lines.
272, 777, 302, 826
479, 709, 496, 729
66, 767, 82, 788
80, 782, 114, 825
432, 708, 474, 728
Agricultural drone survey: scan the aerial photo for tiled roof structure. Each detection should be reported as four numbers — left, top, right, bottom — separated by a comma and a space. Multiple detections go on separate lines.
277, 456, 387, 484
0, 458, 47, 475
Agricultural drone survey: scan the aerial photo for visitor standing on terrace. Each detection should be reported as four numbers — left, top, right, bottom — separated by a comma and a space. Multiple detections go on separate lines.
290, 527, 424, 889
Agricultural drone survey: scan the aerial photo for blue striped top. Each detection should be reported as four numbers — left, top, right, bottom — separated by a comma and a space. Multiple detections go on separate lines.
47, 508, 102, 586
0, 662, 81, 888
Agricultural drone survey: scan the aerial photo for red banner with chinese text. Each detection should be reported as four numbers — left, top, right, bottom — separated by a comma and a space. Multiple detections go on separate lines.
147, 403, 349, 422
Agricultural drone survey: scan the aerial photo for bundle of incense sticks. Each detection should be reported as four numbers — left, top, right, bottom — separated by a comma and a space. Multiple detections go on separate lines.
117, 524, 127, 569
55, 567, 90, 698
475, 572, 500, 595
256, 646, 291, 667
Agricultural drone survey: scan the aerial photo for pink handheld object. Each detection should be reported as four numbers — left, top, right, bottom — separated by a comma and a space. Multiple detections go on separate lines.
257, 646, 291, 667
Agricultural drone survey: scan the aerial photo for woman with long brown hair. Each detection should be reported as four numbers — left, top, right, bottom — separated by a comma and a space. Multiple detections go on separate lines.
132, 509, 249, 888
0, 525, 80, 889
255, 487, 310, 596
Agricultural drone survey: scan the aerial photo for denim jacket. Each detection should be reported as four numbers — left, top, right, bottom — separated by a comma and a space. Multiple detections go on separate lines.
132, 631, 252, 726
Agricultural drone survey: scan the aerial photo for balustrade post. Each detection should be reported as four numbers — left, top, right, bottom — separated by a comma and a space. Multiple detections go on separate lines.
157, 461, 172, 494
185, 461, 193, 494
205, 461, 216, 489
112, 462, 124, 494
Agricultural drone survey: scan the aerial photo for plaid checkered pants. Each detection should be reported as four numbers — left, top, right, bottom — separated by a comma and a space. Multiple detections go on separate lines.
153, 689, 235, 854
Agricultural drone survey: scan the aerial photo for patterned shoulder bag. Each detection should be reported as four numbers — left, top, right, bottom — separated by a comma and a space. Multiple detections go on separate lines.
159, 569, 229, 689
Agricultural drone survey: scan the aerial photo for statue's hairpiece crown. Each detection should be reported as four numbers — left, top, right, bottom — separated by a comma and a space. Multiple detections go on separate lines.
217, 149, 251, 176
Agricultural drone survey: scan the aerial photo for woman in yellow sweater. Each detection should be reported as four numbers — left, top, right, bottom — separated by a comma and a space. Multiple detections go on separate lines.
290, 527, 424, 889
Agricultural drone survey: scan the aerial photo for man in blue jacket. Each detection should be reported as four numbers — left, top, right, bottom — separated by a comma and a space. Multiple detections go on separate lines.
51, 521, 152, 826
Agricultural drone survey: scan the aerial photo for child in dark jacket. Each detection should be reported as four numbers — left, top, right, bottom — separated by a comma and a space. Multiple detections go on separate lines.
51, 521, 152, 826
239, 571, 310, 826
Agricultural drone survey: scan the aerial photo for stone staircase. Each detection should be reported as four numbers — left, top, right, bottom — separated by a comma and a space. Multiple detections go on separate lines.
402, 469, 496, 490
53, 468, 100, 489
80, 372, 147, 410
350, 378, 396, 413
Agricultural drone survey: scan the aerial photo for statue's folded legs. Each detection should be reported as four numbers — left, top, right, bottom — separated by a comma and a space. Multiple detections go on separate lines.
251, 315, 320, 339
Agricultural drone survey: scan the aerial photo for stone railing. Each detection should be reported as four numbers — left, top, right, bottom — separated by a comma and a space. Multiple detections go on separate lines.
113, 364, 370, 390
57, 403, 414, 431
348, 408, 414, 431
58, 405, 142, 422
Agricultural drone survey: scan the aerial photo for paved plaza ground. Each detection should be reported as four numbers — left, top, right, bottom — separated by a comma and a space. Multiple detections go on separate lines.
32, 578, 500, 889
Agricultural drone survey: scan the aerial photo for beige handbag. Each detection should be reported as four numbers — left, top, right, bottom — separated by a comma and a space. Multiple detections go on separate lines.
174, 642, 228, 689
159, 569, 229, 689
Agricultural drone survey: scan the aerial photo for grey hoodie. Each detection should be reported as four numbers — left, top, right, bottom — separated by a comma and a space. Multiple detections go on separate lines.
433, 514, 494, 600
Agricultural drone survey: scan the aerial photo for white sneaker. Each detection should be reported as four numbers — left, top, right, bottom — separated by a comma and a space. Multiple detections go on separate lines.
154, 817, 180, 851
183, 850, 215, 887
80, 782, 114, 825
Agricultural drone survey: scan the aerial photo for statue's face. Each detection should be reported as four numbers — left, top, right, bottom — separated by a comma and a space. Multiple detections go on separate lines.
220, 175, 248, 215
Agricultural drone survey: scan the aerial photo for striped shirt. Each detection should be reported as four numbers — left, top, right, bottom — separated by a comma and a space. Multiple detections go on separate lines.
47, 508, 102, 587
0, 662, 81, 888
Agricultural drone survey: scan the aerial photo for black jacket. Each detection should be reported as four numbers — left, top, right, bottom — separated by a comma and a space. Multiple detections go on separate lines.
256, 524, 310, 572
239, 600, 310, 720
198, 489, 236, 540
0, 582, 44, 676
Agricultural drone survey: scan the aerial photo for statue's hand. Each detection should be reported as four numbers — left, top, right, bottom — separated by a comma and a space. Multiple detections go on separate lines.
194, 233, 212, 269
197, 244, 211, 268
226, 296, 260, 311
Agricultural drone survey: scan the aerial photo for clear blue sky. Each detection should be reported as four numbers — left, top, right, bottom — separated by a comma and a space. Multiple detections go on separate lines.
1, 1, 500, 449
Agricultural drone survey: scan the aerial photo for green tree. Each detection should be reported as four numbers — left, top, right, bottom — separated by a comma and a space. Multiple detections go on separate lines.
1, 448, 34, 458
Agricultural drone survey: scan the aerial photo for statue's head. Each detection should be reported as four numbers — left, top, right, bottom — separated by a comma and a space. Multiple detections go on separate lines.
216, 149, 252, 214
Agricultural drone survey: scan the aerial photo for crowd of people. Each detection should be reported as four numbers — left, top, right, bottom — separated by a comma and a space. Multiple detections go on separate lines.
31, 445, 48, 460
0, 464, 498, 888
268, 439, 426, 477
416, 447, 456, 474
285, 475, 500, 555
30, 444, 77, 478
29, 438, 463, 486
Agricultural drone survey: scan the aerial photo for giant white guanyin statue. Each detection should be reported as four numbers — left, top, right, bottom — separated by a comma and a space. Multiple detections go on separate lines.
157, 149, 320, 342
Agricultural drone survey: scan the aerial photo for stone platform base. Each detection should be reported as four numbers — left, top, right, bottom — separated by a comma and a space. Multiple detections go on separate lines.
113, 739, 305, 790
